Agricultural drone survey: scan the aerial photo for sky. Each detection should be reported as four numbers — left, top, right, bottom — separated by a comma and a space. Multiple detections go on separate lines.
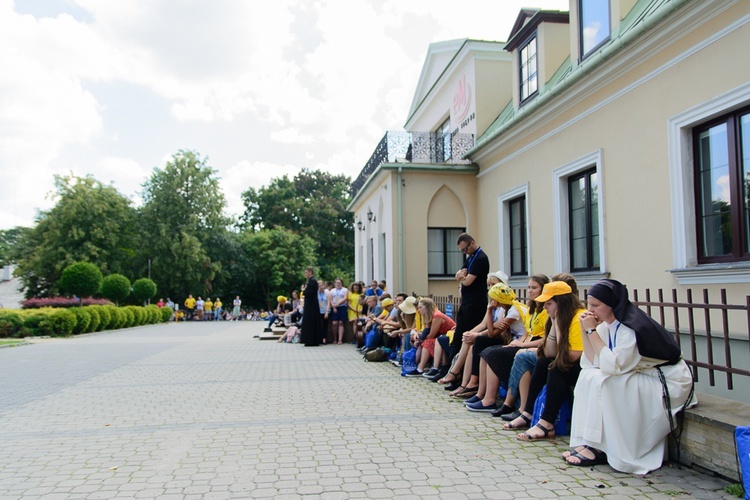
0, 0, 569, 230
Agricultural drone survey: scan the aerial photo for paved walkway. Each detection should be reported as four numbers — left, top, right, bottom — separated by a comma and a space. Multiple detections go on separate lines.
0, 321, 734, 499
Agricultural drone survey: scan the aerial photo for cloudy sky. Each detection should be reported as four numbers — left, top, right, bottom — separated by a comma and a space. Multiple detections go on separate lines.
0, 0, 568, 230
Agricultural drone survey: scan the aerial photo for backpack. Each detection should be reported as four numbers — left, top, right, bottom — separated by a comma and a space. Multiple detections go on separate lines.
364, 347, 390, 362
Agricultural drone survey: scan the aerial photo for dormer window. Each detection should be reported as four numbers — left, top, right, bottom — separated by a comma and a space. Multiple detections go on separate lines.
519, 36, 538, 102
579, 0, 610, 58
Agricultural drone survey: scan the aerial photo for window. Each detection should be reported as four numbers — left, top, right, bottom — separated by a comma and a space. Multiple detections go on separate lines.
694, 108, 750, 263
509, 196, 528, 276
436, 119, 452, 162
428, 227, 465, 277
568, 168, 600, 272
519, 36, 538, 102
579, 0, 610, 58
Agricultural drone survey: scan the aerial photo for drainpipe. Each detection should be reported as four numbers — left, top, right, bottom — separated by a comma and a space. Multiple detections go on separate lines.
397, 166, 404, 293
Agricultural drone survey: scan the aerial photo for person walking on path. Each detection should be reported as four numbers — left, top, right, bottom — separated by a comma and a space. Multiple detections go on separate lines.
301, 267, 324, 346
449, 233, 490, 364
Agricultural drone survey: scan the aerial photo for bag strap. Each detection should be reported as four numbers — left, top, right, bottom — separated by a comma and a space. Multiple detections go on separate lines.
656, 363, 695, 468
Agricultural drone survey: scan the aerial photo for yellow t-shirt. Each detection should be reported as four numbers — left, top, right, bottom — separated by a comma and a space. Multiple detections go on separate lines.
214, 300, 222, 309
527, 308, 549, 339
204, 300, 213, 311
566, 309, 586, 352
184, 297, 196, 309
347, 292, 361, 321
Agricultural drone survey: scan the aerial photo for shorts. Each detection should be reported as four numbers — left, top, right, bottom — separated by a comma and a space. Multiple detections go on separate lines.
331, 305, 347, 321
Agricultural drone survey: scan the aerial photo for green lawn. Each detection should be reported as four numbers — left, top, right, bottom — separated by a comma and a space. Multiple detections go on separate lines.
0, 339, 25, 347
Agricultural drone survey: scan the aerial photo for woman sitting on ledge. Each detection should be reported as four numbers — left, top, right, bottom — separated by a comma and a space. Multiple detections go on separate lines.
565, 279, 695, 474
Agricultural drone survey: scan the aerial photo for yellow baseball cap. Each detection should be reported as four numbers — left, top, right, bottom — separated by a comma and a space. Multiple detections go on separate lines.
534, 281, 573, 302
381, 298, 394, 308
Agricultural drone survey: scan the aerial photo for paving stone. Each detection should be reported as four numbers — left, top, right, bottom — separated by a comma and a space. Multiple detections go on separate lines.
0, 321, 735, 499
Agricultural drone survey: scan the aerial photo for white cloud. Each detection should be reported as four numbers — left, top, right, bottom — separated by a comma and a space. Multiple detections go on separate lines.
220, 160, 302, 218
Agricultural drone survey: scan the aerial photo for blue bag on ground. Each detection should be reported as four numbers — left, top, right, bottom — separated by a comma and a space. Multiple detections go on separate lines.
530, 384, 572, 436
365, 329, 380, 348
401, 348, 418, 376
735, 426, 750, 500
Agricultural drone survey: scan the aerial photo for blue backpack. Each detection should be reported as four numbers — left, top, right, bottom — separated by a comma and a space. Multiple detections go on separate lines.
401, 348, 418, 376
365, 328, 380, 348
736, 426, 750, 499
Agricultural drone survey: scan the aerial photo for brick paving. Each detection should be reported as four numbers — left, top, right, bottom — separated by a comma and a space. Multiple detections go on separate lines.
0, 321, 735, 499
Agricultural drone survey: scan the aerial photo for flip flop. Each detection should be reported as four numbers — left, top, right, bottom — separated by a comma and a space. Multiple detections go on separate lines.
565, 446, 608, 467
502, 412, 531, 430
517, 422, 555, 441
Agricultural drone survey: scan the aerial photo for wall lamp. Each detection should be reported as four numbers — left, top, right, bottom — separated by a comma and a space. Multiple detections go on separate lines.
366, 209, 376, 223
356, 220, 364, 231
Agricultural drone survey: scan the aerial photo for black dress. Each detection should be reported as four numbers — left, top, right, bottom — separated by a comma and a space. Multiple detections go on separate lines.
301, 277, 323, 346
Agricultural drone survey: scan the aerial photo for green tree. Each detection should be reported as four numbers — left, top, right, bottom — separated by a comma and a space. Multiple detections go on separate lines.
100, 274, 131, 306
15, 175, 137, 298
133, 278, 157, 305
59, 262, 103, 300
238, 227, 317, 309
140, 150, 229, 298
0, 226, 32, 267
241, 169, 354, 279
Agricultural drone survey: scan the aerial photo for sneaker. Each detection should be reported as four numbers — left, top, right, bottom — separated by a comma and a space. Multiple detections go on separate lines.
464, 395, 481, 405
404, 369, 423, 377
422, 368, 440, 378
466, 401, 498, 413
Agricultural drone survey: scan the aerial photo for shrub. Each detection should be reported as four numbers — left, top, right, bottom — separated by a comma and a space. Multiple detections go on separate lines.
21, 297, 113, 309
93, 306, 110, 331
102, 305, 120, 329
87, 306, 101, 332
120, 307, 135, 329
159, 306, 173, 322
145, 305, 160, 324
133, 278, 157, 305
69, 307, 91, 334
128, 306, 145, 326
100, 274, 131, 305
0, 311, 23, 338
59, 262, 103, 299
48, 309, 76, 337
22, 313, 48, 336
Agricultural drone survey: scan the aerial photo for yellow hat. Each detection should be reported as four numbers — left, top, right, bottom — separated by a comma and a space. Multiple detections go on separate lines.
380, 298, 394, 308
398, 296, 417, 315
277, 295, 287, 303
488, 283, 516, 305
535, 281, 573, 302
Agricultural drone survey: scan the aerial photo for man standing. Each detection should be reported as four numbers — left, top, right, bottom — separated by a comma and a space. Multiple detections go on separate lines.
301, 267, 323, 346
184, 294, 196, 321
449, 233, 490, 367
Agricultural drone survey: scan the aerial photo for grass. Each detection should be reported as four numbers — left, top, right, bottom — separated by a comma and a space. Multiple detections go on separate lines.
0, 339, 25, 347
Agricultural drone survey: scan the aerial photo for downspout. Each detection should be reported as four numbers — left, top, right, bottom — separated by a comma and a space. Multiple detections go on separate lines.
397, 166, 405, 293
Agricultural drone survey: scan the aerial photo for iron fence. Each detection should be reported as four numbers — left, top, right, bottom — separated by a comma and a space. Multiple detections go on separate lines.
426, 288, 750, 392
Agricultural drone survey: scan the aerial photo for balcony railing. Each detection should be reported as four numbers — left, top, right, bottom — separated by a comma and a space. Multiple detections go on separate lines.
351, 131, 474, 197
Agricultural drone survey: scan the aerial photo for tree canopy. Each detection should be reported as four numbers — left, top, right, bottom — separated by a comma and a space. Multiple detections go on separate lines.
15, 175, 137, 298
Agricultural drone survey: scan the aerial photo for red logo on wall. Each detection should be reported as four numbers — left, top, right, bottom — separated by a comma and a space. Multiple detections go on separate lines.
452, 75, 472, 123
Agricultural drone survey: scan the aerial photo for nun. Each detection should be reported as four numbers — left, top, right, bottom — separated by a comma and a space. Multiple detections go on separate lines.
565, 279, 695, 474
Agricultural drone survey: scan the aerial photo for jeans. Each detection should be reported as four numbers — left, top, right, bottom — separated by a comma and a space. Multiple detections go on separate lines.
508, 350, 538, 398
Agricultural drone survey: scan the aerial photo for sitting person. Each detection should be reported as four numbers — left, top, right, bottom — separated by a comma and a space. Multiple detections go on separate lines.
404, 298, 455, 377
388, 296, 419, 361
475, 274, 550, 417
503, 279, 585, 441
278, 324, 301, 343
564, 279, 695, 473
464, 283, 530, 412
290, 290, 302, 325
440, 272, 507, 389
265, 296, 290, 332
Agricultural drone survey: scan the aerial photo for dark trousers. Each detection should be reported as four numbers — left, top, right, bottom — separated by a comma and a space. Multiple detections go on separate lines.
319, 314, 329, 343
471, 335, 506, 376
449, 300, 487, 360
523, 356, 581, 424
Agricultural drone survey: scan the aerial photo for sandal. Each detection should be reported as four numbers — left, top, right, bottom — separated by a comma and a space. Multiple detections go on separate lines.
517, 422, 555, 441
454, 386, 478, 399
502, 412, 531, 430
562, 445, 588, 459
565, 446, 607, 467
438, 371, 461, 385
449, 385, 466, 397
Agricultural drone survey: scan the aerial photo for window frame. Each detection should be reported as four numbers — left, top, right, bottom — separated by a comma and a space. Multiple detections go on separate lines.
427, 227, 466, 278
552, 150, 607, 284
578, 0, 611, 60
498, 184, 531, 283
568, 168, 599, 272
508, 195, 528, 276
519, 34, 539, 104
692, 106, 750, 264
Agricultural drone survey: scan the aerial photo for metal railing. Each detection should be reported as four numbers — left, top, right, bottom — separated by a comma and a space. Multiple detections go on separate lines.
351, 131, 474, 198
426, 288, 750, 392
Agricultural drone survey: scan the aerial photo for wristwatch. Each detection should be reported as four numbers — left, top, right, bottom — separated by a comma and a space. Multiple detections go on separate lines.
585, 328, 596, 335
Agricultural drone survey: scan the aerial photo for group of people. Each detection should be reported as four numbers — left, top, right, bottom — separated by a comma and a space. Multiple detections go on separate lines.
155, 295, 243, 321
285, 233, 696, 476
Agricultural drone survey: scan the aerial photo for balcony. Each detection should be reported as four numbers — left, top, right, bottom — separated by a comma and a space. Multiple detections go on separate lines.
351, 131, 474, 198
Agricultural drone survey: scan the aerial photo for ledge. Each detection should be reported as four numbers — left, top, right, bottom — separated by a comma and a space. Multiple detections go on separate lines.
669, 262, 750, 285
